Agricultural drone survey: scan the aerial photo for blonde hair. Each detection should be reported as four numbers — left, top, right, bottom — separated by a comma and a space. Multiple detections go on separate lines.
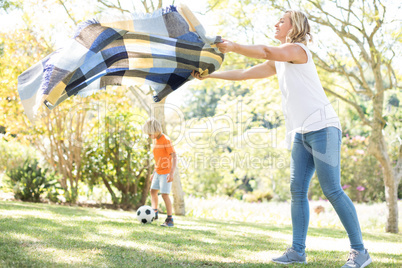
142, 118, 162, 135
285, 10, 312, 45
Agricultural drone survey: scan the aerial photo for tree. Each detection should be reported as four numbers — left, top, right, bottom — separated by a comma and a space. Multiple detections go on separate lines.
0, 29, 52, 139
0, 2, 88, 202
31, 104, 87, 202
129, 86, 186, 215
208, 0, 401, 232
82, 108, 151, 209
0, 0, 21, 12
267, 0, 402, 233
96, 0, 186, 215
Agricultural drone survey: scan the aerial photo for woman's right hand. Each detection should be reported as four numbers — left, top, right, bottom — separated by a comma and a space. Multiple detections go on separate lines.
191, 70, 209, 80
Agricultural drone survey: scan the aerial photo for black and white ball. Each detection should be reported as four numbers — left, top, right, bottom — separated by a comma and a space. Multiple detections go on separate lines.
136, 205, 155, 224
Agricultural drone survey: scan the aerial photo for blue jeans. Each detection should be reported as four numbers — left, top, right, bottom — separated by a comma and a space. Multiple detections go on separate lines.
290, 127, 364, 253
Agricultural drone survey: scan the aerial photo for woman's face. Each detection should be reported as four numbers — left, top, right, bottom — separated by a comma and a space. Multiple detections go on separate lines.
274, 13, 292, 43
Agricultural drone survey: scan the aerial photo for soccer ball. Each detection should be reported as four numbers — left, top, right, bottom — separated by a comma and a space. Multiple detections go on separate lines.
136, 205, 155, 224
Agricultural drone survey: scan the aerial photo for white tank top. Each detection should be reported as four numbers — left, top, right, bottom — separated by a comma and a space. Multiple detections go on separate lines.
274, 43, 341, 148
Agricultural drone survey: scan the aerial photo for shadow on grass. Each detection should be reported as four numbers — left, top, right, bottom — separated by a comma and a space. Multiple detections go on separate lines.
305, 249, 401, 268
1, 216, 284, 267
0, 201, 401, 268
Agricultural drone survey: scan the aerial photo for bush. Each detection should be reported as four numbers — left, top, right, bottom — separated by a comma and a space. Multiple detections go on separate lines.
0, 137, 37, 189
81, 110, 151, 210
242, 190, 273, 203
0, 137, 37, 172
6, 159, 60, 202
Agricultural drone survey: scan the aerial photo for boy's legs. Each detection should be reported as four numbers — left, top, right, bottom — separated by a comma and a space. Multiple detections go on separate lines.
150, 189, 159, 210
159, 173, 172, 214
159, 174, 173, 227
150, 172, 160, 219
161, 194, 173, 216
161, 194, 173, 227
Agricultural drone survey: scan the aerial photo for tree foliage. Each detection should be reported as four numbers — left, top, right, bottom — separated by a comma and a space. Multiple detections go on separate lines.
30, 103, 87, 203
0, 1, 400, 232
207, 0, 401, 232
0, 30, 52, 139
82, 108, 151, 210
0, 0, 21, 12
0, 137, 37, 173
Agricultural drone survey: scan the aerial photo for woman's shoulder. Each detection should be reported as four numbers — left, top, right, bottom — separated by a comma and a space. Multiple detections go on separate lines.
291, 43, 311, 64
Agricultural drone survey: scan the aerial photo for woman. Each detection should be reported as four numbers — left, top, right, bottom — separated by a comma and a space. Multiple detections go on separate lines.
192, 10, 372, 268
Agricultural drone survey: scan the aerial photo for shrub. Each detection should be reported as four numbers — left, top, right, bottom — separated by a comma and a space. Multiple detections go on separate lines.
81, 110, 151, 210
6, 159, 60, 202
242, 190, 273, 203
0, 137, 37, 189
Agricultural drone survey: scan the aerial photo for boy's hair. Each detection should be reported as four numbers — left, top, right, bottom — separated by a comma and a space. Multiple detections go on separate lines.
142, 118, 162, 135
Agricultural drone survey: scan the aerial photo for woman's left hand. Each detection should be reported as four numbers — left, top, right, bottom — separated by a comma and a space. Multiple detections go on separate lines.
191, 70, 209, 80
216, 39, 235, 53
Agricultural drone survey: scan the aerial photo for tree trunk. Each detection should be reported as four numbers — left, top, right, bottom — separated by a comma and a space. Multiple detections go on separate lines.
384, 175, 399, 233
369, 90, 399, 233
139, 144, 152, 208
379, 141, 399, 233
171, 171, 185, 215
128, 85, 186, 215
370, 137, 399, 233
152, 99, 186, 215
102, 176, 118, 204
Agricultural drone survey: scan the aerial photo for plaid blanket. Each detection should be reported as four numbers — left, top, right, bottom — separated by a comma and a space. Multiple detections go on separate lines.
18, 4, 224, 122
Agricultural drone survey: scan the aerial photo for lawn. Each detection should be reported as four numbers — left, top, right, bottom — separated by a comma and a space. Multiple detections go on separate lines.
0, 200, 401, 267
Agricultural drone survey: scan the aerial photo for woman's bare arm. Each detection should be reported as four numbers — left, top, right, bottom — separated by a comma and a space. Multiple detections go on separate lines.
217, 41, 307, 64
192, 60, 276, 81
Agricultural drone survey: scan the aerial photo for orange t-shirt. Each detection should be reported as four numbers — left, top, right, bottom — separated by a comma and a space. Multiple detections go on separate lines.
153, 134, 175, 174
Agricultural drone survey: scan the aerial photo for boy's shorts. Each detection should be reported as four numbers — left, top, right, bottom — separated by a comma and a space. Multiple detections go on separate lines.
150, 172, 172, 194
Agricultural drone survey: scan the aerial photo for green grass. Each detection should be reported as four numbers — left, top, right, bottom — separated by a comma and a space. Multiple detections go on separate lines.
0, 201, 401, 267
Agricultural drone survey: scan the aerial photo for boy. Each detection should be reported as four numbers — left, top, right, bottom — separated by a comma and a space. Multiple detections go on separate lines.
142, 118, 177, 227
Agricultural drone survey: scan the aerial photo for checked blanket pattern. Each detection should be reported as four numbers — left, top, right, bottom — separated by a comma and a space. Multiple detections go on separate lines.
18, 4, 224, 122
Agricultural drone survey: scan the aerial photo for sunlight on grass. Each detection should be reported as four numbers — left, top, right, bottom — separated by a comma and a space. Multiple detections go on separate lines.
8, 233, 40, 243
1, 200, 401, 267
93, 208, 137, 220
185, 196, 402, 232
306, 235, 402, 254
32, 247, 84, 265
1, 209, 54, 218
241, 250, 273, 263
179, 221, 220, 232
